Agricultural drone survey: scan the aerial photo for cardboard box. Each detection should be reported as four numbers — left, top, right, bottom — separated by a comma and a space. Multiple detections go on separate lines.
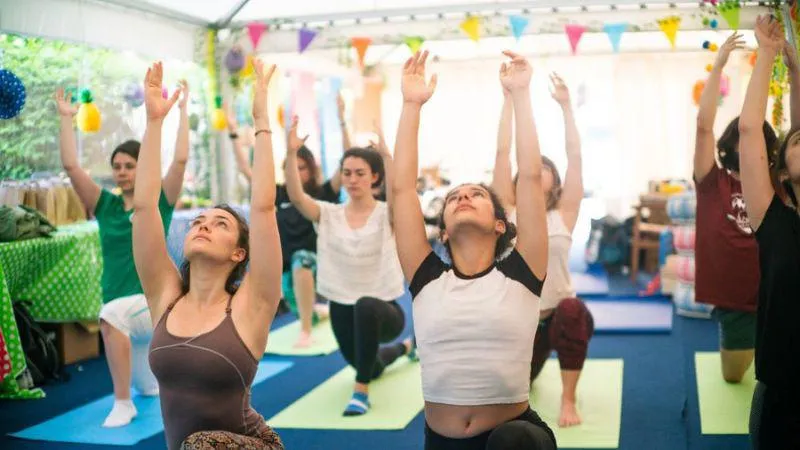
55, 322, 100, 365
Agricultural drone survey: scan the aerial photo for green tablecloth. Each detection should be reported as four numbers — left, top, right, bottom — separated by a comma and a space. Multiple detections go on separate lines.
0, 221, 103, 399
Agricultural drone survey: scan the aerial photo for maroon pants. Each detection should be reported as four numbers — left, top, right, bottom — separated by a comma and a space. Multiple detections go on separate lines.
530, 297, 594, 382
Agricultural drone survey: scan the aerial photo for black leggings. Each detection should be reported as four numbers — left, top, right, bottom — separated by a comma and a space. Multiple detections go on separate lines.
424, 408, 557, 450
329, 298, 406, 384
749, 381, 800, 450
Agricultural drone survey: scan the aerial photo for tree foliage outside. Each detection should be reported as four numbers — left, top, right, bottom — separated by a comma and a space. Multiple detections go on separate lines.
0, 33, 211, 199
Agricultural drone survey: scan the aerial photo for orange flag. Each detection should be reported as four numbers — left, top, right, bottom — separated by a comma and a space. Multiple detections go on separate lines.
351, 37, 372, 68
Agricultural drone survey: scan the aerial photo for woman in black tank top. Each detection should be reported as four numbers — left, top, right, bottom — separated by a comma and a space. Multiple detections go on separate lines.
131, 61, 284, 449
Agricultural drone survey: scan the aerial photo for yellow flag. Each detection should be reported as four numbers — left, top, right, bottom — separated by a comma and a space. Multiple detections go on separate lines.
460, 17, 481, 42
658, 16, 681, 49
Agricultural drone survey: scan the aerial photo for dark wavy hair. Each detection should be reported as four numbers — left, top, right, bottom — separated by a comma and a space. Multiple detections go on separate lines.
283, 145, 323, 197
340, 148, 385, 188
437, 183, 517, 260
179, 204, 250, 296
777, 126, 800, 208
513, 156, 562, 211
717, 117, 779, 173
110, 140, 141, 165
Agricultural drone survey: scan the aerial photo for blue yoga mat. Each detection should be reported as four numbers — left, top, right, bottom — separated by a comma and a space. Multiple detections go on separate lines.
10, 360, 293, 446
572, 272, 610, 297
586, 299, 673, 334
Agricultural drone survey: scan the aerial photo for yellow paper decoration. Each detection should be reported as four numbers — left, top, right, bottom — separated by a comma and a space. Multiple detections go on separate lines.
77, 91, 101, 133
460, 17, 481, 42
211, 108, 227, 131
241, 55, 255, 79
657, 16, 681, 50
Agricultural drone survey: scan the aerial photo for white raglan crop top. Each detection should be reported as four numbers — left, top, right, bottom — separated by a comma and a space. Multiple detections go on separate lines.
409, 249, 544, 405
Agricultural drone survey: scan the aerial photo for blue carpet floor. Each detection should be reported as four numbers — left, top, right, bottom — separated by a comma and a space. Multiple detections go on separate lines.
0, 275, 751, 450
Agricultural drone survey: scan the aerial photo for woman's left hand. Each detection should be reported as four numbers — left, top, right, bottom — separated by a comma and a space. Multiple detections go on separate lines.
144, 62, 180, 122
252, 59, 276, 121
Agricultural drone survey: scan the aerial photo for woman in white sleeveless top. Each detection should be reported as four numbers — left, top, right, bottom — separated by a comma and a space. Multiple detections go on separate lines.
493, 73, 593, 428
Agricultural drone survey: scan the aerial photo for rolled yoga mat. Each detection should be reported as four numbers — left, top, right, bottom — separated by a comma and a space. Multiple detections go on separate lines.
695, 352, 755, 435
585, 299, 673, 333
572, 272, 610, 298
265, 319, 339, 356
267, 358, 423, 430
531, 359, 624, 448
9, 360, 294, 446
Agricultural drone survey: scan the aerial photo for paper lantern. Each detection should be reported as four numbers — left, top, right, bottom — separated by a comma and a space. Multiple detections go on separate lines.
210, 95, 226, 131
277, 104, 285, 129
749, 51, 757, 67
225, 46, 246, 74
77, 89, 101, 133
693, 80, 705, 105
124, 83, 144, 108
240, 55, 255, 78
0, 69, 26, 119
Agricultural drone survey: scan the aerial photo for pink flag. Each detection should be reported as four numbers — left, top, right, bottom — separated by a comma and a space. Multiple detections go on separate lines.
247, 22, 268, 49
565, 24, 587, 55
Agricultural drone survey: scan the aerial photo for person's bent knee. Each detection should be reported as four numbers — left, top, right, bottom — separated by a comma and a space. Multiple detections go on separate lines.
486, 421, 555, 450
354, 297, 382, 315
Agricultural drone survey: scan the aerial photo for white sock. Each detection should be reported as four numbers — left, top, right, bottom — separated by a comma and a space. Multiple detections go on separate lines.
102, 399, 137, 428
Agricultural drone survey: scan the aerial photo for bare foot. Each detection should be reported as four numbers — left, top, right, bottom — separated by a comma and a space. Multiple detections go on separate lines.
403, 338, 413, 354
313, 304, 330, 321
293, 332, 314, 349
558, 398, 582, 427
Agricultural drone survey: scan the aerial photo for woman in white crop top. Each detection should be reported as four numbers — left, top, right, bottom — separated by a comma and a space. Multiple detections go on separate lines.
493, 73, 594, 429
392, 50, 556, 450
284, 118, 413, 417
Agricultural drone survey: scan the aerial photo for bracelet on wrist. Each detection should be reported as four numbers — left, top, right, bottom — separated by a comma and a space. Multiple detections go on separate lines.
255, 129, 272, 137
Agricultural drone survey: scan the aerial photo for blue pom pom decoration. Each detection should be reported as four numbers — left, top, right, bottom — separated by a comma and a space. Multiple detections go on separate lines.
0, 69, 26, 120
702, 41, 710, 49
710, 19, 718, 29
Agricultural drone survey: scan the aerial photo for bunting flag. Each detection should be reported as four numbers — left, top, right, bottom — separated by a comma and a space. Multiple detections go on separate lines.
460, 16, 481, 42
565, 24, 587, 55
351, 37, 372, 68
247, 22, 268, 49
717, 2, 741, 30
657, 16, 681, 49
603, 22, 628, 53
404, 36, 425, 54
509, 15, 530, 41
299, 28, 317, 53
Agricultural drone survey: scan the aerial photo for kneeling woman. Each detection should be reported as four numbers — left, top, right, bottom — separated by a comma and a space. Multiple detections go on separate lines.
393, 50, 556, 449
133, 61, 284, 449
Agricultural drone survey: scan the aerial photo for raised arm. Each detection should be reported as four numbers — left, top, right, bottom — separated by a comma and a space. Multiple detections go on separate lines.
501, 51, 547, 279
784, 41, 800, 128
327, 93, 349, 194
392, 51, 438, 280
240, 59, 282, 318
695, 33, 744, 183
132, 62, 183, 323
371, 122, 394, 210
550, 73, 583, 232
285, 117, 322, 222
739, 17, 783, 231
162, 80, 190, 205
492, 79, 516, 209
225, 100, 253, 181
55, 89, 101, 211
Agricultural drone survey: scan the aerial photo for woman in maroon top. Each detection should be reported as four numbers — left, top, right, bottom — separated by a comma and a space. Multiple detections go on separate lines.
693, 32, 780, 383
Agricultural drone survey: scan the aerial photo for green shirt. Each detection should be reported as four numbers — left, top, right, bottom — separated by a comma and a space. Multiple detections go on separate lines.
94, 189, 175, 303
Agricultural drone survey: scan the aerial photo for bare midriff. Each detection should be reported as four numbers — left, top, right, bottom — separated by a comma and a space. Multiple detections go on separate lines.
424, 401, 529, 438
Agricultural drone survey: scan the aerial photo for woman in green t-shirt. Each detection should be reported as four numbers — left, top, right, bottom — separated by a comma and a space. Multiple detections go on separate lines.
54, 82, 190, 428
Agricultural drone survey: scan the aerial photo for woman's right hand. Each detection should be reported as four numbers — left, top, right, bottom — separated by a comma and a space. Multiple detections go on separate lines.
714, 32, 745, 68
754, 15, 785, 54
402, 50, 437, 106
54, 88, 78, 117
287, 116, 308, 153
144, 62, 180, 123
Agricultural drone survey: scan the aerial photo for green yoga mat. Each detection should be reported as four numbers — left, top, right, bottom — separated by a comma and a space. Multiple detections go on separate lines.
265, 320, 339, 356
268, 358, 423, 430
531, 359, 624, 449
695, 352, 756, 434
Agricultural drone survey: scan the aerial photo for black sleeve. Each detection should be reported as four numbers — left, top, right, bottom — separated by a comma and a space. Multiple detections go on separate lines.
496, 249, 545, 297
319, 180, 341, 203
409, 251, 447, 298
755, 195, 797, 250
274, 184, 288, 206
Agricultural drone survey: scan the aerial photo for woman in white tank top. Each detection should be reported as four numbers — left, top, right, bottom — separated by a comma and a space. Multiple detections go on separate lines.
392, 51, 556, 450
493, 73, 594, 429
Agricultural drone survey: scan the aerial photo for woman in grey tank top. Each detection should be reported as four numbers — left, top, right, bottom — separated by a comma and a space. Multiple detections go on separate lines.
131, 61, 284, 449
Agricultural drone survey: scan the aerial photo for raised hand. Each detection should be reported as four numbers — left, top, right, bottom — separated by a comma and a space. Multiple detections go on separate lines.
252, 58, 276, 121
784, 40, 799, 73
549, 72, 570, 106
401, 50, 438, 105
369, 121, 390, 157
499, 50, 532, 93
499, 65, 511, 98
337, 93, 346, 121
715, 32, 746, 68
177, 79, 190, 109
287, 116, 309, 152
144, 62, 180, 122
54, 88, 78, 117
754, 15, 784, 53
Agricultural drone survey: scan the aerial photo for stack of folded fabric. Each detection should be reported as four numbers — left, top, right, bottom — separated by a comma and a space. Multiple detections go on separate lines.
667, 192, 712, 318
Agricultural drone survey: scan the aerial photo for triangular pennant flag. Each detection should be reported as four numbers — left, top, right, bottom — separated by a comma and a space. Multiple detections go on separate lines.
565, 24, 587, 55
603, 22, 628, 53
247, 22, 268, 49
717, 3, 741, 30
509, 15, 530, 41
299, 28, 317, 53
657, 16, 681, 49
460, 16, 481, 42
351, 37, 372, 68
404, 36, 425, 54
